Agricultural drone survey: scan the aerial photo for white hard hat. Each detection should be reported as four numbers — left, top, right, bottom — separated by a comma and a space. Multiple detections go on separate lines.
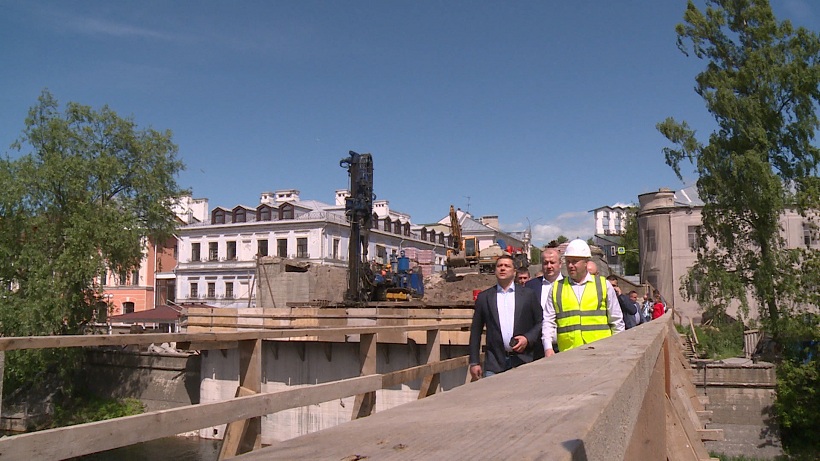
564, 239, 591, 258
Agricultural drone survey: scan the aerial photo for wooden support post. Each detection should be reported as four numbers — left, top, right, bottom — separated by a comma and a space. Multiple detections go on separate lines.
218, 339, 262, 460
418, 329, 441, 399
351, 333, 377, 420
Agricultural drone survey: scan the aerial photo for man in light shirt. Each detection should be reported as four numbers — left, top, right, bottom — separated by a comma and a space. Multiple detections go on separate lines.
525, 247, 563, 353
469, 255, 543, 379
542, 240, 624, 357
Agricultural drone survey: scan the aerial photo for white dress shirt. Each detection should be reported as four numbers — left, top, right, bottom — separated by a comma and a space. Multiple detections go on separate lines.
496, 283, 516, 352
541, 273, 625, 351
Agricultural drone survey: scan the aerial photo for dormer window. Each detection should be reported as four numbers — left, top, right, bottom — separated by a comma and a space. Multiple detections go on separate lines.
233, 207, 246, 223
384, 218, 392, 233
404, 222, 411, 237
279, 202, 294, 220
212, 209, 225, 224
257, 205, 272, 221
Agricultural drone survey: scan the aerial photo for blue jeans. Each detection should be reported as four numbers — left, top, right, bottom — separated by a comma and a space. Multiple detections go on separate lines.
483, 356, 513, 377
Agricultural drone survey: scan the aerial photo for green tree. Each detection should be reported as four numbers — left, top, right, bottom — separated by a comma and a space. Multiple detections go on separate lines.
621, 207, 639, 275
0, 90, 185, 394
657, 0, 820, 339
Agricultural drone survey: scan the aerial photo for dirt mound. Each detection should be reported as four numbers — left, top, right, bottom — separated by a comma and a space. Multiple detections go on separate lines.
422, 272, 497, 303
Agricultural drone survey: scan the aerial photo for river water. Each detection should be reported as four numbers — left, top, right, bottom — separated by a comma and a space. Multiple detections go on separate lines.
77, 436, 220, 461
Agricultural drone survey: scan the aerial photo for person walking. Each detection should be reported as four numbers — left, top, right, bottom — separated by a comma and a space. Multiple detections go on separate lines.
469, 255, 544, 379
542, 239, 624, 356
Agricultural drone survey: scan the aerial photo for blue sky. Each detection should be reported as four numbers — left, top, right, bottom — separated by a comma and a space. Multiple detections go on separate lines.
1, 1, 817, 246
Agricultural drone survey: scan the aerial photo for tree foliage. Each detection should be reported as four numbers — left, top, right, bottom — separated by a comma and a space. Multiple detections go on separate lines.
0, 90, 185, 393
657, 0, 820, 338
621, 207, 640, 275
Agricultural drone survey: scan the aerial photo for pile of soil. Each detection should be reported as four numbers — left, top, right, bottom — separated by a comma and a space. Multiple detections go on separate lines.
422, 272, 497, 303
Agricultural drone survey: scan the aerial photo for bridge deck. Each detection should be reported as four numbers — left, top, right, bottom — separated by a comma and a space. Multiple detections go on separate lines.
236, 319, 670, 460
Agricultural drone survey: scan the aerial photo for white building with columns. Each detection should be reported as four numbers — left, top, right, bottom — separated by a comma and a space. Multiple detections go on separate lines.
174, 189, 452, 308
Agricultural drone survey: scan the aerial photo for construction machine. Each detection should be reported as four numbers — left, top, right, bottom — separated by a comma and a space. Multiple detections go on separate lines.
341, 151, 424, 303
341, 151, 375, 303
446, 205, 479, 275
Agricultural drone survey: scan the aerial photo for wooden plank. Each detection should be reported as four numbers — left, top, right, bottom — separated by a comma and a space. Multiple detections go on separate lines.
665, 395, 699, 461
0, 323, 470, 352
696, 410, 713, 425
0, 374, 383, 460
351, 333, 377, 420
697, 428, 724, 441
219, 386, 258, 460
418, 329, 441, 399
381, 356, 469, 388
667, 386, 712, 460
236, 339, 262, 454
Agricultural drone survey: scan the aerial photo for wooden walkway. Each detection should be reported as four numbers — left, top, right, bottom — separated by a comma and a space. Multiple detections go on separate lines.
234, 317, 716, 460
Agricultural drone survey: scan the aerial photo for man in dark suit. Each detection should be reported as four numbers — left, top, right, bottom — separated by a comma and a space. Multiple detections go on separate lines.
525, 248, 563, 354
524, 247, 562, 306
469, 254, 544, 379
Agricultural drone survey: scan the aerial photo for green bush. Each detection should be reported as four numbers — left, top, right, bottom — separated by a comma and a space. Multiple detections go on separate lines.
774, 356, 820, 458
694, 321, 745, 360
54, 394, 144, 427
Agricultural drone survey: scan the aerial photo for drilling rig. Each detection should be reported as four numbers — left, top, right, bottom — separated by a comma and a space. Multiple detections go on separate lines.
340, 151, 375, 303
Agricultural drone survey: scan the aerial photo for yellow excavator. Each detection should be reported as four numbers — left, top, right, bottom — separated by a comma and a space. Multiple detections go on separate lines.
446, 205, 482, 274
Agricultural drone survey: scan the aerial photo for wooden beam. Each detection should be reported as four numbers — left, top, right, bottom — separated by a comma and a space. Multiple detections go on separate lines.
418, 329, 441, 399
697, 428, 724, 442
218, 385, 257, 460
0, 375, 383, 460
381, 356, 469, 388
0, 323, 471, 352
351, 333, 377, 420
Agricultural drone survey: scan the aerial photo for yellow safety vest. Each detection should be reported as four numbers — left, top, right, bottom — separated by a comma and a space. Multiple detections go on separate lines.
552, 276, 612, 352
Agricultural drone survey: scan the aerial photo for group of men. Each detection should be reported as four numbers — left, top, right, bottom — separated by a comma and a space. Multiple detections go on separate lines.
469, 239, 633, 379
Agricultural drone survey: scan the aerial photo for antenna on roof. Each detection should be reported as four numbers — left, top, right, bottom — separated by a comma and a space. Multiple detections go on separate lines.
464, 195, 471, 213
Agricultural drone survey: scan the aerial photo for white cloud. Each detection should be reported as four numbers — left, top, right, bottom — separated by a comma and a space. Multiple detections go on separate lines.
501, 211, 594, 248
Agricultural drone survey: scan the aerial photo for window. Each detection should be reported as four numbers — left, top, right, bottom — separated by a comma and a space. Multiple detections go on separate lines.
257, 205, 272, 221
384, 218, 391, 232
225, 282, 234, 299
123, 302, 135, 314
277, 238, 288, 257
227, 241, 237, 260
297, 237, 308, 258
279, 203, 294, 220
376, 245, 387, 263
233, 208, 246, 223
372, 213, 379, 229
394, 221, 402, 235
332, 238, 340, 260
258, 239, 268, 257
207, 282, 215, 298
602, 211, 610, 227
688, 226, 700, 251
190, 283, 198, 298
646, 229, 656, 252
421, 228, 427, 240
212, 209, 225, 224
119, 271, 128, 285
404, 222, 411, 237
804, 223, 817, 247
191, 242, 201, 262
439, 233, 445, 244
209, 242, 218, 261
131, 270, 139, 285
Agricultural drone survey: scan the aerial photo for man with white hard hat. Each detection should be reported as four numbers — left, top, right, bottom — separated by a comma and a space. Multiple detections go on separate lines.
542, 239, 624, 356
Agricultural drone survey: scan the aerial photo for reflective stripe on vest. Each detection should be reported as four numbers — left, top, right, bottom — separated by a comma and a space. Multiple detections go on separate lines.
553, 275, 612, 351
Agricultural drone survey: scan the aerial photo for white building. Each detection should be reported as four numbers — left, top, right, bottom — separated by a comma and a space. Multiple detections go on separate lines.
174, 189, 451, 308
591, 203, 633, 236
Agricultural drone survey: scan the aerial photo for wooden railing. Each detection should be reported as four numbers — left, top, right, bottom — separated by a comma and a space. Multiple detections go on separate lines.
0, 322, 470, 460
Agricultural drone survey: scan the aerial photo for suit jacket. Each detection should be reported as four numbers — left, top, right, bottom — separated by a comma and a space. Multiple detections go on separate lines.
524, 276, 548, 306
469, 284, 544, 374
617, 294, 639, 329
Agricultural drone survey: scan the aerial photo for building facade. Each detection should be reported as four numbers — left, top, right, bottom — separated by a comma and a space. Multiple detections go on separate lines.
174, 189, 452, 308
638, 186, 814, 322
